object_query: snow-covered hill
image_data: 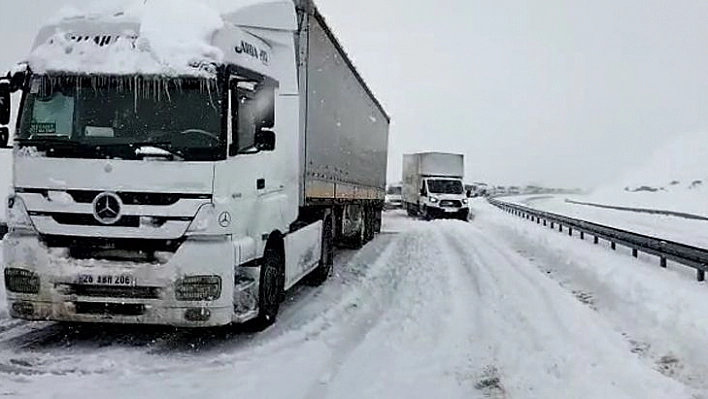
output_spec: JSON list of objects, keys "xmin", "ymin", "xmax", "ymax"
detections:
[{"xmin": 586, "ymin": 132, "xmax": 708, "ymax": 216}]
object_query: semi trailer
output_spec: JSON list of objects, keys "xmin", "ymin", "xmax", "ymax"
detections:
[
  {"xmin": 402, "ymin": 152, "xmax": 468, "ymax": 220},
  {"xmin": 0, "ymin": 0, "xmax": 389, "ymax": 330}
]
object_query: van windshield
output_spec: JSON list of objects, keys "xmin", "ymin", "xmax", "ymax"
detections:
[
  {"xmin": 17, "ymin": 74, "xmax": 224, "ymax": 161},
  {"xmin": 427, "ymin": 179, "xmax": 464, "ymax": 194}
]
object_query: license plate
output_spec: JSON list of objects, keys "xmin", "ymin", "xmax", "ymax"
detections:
[
  {"xmin": 444, "ymin": 208, "xmax": 458, "ymax": 212},
  {"xmin": 77, "ymin": 274, "xmax": 135, "ymax": 286}
]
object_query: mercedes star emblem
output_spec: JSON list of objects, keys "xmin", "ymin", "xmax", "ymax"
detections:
[
  {"xmin": 218, "ymin": 211, "xmax": 232, "ymax": 227},
  {"xmin": 92, "ymin": 192, "xmax": 123, "ymax": 225}
]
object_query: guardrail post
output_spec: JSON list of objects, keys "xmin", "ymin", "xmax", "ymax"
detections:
[
  {"xmin": 543, "ymin": 220, "xmax": 547, "ymax": 226},
  {"xmin": 550, "ymin": 222, "xmax": 554, "ymax": 228},
  {"xmin": 568, "ymin": 227, "xmax": 573, "ymax": 236},
  {"xmin": 660, "ymin": 257, "xmax": 667, "ymax": 268},
  {"xmin": 698, "ymin": 269, "xmax": 705, "ymax": 282},
  {"xmin": 537, "ymin": 217, "xmax": 540, "ymax": 224},
  {"xmin": 632, "ymin": 249, "xmax": 638, "ymax": 258},
  {"xmin": 594, "ymin": 236, "xmax": 599, "ymax": 244},
  {"xmin": 580, "ymin": 231, "xmax": 584, "ymax": 240},
  {"xmin": 558, "ymin": 224, "xmax": 563, "ymax": 232},
  {"xmin": 611, "ymin": 242, "xmax": 616, "ymax": 250}
]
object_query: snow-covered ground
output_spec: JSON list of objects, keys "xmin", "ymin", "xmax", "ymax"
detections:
[
  {"xmin": 583, "ymin": 132, "xmax": 708, "ymax": 217},
  {"xmin": 1, "ymin": 206, "xmax": 705, "ymax": 398},
  {"xmin": 510, "ymin": 194, "xmax": 708, "ymax": 248}
]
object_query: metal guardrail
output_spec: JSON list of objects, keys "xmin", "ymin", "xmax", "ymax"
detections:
[{"xmin": 489, "ymin": 198, "xmax": 708, "ymax": 282}]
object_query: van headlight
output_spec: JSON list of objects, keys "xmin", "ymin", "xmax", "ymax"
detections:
[
  {"xmin": 430, "ymin": 197, "xmax": 439, "ymax": 203},
  {"xmin": 462, "ymin": 198, "xmax": 468, "ymax": 205}
]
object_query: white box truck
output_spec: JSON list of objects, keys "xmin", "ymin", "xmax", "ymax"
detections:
[
  {"xmin": 0, "ymin": 0, "xmax": 389, "ymax": 330},
  {"xmin": 402, "ymin": 152, "xmax": 468, "ymax": 220}
]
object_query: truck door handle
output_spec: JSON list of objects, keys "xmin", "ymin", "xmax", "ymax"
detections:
[{"xmin": 257, "ymin": 179, "xmax": 265, "ymax": 190}]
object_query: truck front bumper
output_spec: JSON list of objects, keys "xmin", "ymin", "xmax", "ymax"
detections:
[
  {"xmin": 2, "ymin": 233, "xmax": 248, "ymax": 328},
  {"xmin": 427, "ymin": 206, "xmax": 469, "ymax": 220}
]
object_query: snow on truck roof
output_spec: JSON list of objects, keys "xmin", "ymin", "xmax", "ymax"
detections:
[{"xmin": 28, "ymin": 0, "xmax": 295, "ymax": 77}]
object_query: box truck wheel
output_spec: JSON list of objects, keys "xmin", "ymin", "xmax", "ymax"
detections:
[
  {"xmin": 406, "ymin": 204, "xmax": 416, "ymax": 217},
  {"xmin": 306, "ymin": 211, "xmax": 334, "ymax": 286},
  {"xmin": 250, "ymin": 243, "xmax": 284, "ymax": 331}
]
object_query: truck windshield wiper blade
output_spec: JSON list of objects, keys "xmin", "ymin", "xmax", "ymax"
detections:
[{"xmin": 135, "ymin": 145, "xmax": 184, "ymax": 161}]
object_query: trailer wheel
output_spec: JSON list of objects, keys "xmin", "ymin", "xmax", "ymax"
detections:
[
  {"xmin": 306, "ymin": 212, "xmax": 334, "ymax": 286},
  {"xmin": 250, "ymin": 244, "xmax": 284, "ymax": 331},
  {"xmin": 364, "ymin": 206, "xmax": 375, "ymax": 242}
]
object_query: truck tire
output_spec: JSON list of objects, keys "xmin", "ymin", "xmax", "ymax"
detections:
[
  {"xmin": 406, "ymin": 204, "xmax": 416, "ymax": 217},
  {"xmin": 250, "ymin": 244, "xmax": 284, "ymax": 331},
  {"xmin": 458, "ymin": 208, "xmax": 470, "ymax": 221},
  {"xmin": 364, "ymin": 206, "xmax": 375, "ymax": 242},
  {"xmin": 306, "ymin": 212, "xmax": 334, "ymax": 286}
]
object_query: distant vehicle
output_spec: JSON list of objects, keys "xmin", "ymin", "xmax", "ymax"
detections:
[
  {"xmin": 385, "ymin": 183, "xmax": 403, "ymax": 210},
  {"xmin": 0, "ymin": 0, "xmax": 389, "ymax": 330},
  {"xmin": 402, "ymin": 152, "xmax": 469, "ymax": 221}
]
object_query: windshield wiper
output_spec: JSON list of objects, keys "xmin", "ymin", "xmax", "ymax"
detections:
[{"xmin": 135, "ymin": 145, "xmax": 184, "ymax": 161}]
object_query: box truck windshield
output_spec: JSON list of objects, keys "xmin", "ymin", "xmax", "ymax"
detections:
[
  {"xmin": 427, "ymin": 179, "xmax": 463, "ymax": 195},
  {"xmin": 18, "ymin": 75, "xmax": 225, "ymax": 161}
]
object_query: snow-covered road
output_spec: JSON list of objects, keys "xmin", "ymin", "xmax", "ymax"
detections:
[{"xmin": 0, "ymin": 205, "xmax": 704, "ymax": 398}]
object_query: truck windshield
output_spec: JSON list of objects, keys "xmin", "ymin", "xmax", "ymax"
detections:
[
  {"xmin": 427, "ymin": 179, "xmax": 464, "ymax": 194},
  {"xmin": 387, "ymin": 186, "xmax": 402, "ymax": 195},
  {"xmin": 17, "ymin": 75, "xmax": 223, "ymax": 161}
]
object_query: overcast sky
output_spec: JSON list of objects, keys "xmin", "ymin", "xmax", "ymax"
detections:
[{"xmin": 2, "ymin": 0, "xmax": 707, "ymax": 188}]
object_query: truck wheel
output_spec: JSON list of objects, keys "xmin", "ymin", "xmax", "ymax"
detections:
[
  {"xmin": 250, "ymin": 245, "xmax": 284, "ymax": 331},
  {"xmin": 306, "ymin": 212, "xmax": 334, "ymax": 286},
  {"xmin": 406, "ymin": 204, "xmax": 416, "ymax": 217},
  {"xmin": 365, "ymin": 206, "xmax": 375, "ymax": 242},
  {"xmin": 422, "ymin": 207, "xmax": 432, "ymax": 221}
]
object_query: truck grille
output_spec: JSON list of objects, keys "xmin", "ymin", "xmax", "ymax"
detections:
[
  {"xmin": 18, "ymin": 188, "xmax": 210, "ymax": 206},
  {"xmin": 440, "ymin": 200, "xmax": 462, "ymax": 208},
  {"xmin": 65, "ymin": 285, "xmax": 161, "ymax": 299},
  {"xmin": 43, "ymin": 235, "xmax": 183, "ymax": 253},
  {"xmin": 48, "ymin": 213, "xmax": 140, "ymax": 227},
  {"xmin": 67, "ymin": 190, "xmax": 209, "ymax": 206}
]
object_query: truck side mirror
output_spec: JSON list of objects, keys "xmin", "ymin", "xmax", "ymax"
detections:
[
  {"xmin": 254, "ymin": 128, "xmax": 275, "ymax": 151},
  {"xmin": 0, "ymin": 80, "xmax": 10, "ymax": 126}
]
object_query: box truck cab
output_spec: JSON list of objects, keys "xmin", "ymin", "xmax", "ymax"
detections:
[
  {"xmin": 402, "ymin": 152, "xmax": 468, "ymax": 221},
  {"xmin": 0, "ymin": 0, "xmax": 389, "ymax": 330}
]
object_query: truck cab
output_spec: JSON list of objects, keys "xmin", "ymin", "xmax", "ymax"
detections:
[
  {"xmin": 418, "ymin": 177, "xmax": 468, "ymax": 220},
  {"xmin": 402, "ymin": 152, "xmax": 469, "ymax": 221},
  {"xmin": 0, "ymin": 0, "xmax": 391, "ymax": 330}
]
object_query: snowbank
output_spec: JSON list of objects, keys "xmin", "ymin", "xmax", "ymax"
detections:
[
  {"xmin": 30, "ymin": 0, "xmax": 227, "ymax": 76},
  {"xmin": 473, "ymin": 199, "xmax": 708, "ymax": 392},
  {"xmin": 586, "ymin": 132, "xmax": 708, "ymax": 216}
]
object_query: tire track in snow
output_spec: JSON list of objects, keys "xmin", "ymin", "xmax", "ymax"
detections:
[{"xmin": 434, "ymin": 221, "xmax": 693, "ymax": 398}]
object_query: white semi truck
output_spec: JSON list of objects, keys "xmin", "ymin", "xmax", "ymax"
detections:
[
  {"xmin": 402, "ymin": 152, "xmax": 468, "ymax": 221},
  {"xmin": 0, "ymin": 0, "xmax": 389, "ymax": 330}
]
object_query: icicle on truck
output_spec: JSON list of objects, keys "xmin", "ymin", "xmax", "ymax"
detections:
[{"xmin": 0, "ymin": 0, "xmax": 390, "ymax": 329}]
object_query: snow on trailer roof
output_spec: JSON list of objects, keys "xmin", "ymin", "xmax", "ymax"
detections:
[{"xmin": 28, "ymin": 0, "xmax": 288, "ymax": 77}]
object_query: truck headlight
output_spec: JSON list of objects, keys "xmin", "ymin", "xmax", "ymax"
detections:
[
  {"xmin": 430, "ymin": 197, "xmax": 439, "ymax": 203},
  {"xmin": 7, "ymin": 195, "xmax": 33, "ymax": 230},
  {"xmin": 175, "ymin": 275, "xmax": 222, "ymax": 301},
  {"xmin": 4, "ymin": 268, "xmax": 40, "ymax": 294}
]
